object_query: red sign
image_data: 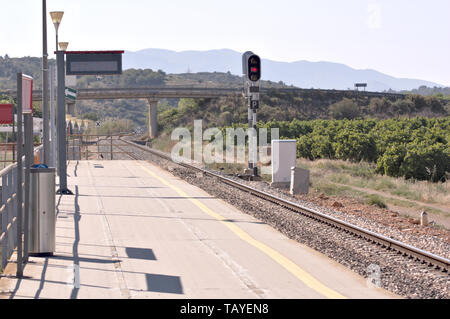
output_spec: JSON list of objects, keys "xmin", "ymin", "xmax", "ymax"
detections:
[
  {"xmin": 0, "ymin": 104, "xmax": 13, "ymax": 124},
  {"xmin": 21, "ymin": 74, "xmax": 33, "ymax": 114}
]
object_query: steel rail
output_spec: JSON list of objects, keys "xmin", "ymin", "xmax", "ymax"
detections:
[{"xmin": 117, "ymin": 138, "xmax": 450, "ymax": 272}]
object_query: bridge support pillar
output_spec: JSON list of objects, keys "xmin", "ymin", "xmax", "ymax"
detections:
[
  {"xmin": 67, "ymin": 102, "xmax": 76, "ymax": 116},
  {"xmin": 147, "ymin": 99, "xmax": 158, "ymax": 139}
]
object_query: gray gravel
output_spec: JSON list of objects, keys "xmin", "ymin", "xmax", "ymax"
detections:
[
  {"xmin": 111, "ymin": 138, "xmax": 450, "ymax": 299},
  {"xmin": 209, "ymin": 171, "xmax": 450, "ymax": 260}
]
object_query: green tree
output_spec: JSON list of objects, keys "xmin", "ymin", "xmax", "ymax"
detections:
[
  {"xmin": 399, "ymin": 143, "xmax": 449, "ymax": 182},
  {"xmin": 368, "ymin": 97, "xmax": 392, "ymax": 114},
  {"xmin": 311, "ymin": 135, "xmax": 334, "ymax": 159},
  {"xmin": 296, "ymin": 135, "xmax": 313, "ymax": 160},
  {"xmin": 82, "ymin": 112, "xmax": 99, "ymax": 122},
  {"xmin": 329, "ymin": 98, "xmax": 360, "ymax": 119},
  {"xmin": 391, "ymin": 99, "xmax": 414, "ymax": 115},
  {"xmin": 376, "ymin": 144, "xmax": 407, "ymax": 177},
  {"xmin": 334, "ymin": 131, "xmax": 377, "ymax": 162}
]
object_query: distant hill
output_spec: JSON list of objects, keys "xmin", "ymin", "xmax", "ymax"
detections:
[
  {"xmin": 1, "ymin": 55, "xmax": 448, "ymax": 130},
  {"xmin": 124, "ymin": 48, "xmax": 443, "ymax": 92},
  {"xmin": 0, "ymin": 55, "xmax": 286, "ymax": 90},
  {"xmin": 0, "ymin": 52, "xmax": 444, "ymax": 92},
  {"xmin": 0, "ymin": 56, "xmax": 46, "ymax": 89}
]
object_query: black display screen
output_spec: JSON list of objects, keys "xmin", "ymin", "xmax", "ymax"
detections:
[{"xmin": 66, "ymin": 53, "xmax": 123, "ymax": 75}]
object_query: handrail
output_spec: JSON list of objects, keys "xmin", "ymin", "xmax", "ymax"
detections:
[
  {"xmin": 0, "ymin": 163, "xmax": 17, "ymax": 177},
  {"xmin": 0, "ymin": 144, "xmax": 44, "ymax": 272},
  {"xmin": 0, "ymin": 145, "xmax": 43, "ymax": 177}
]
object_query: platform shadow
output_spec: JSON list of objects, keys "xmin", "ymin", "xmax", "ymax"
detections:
[
  {"xmin": 145, "ymin": 273, "xmax": 183, "ymax": 295},
  {"xmin": 125, "ymin": 247, "xmax": 156, "ymax": 261}
]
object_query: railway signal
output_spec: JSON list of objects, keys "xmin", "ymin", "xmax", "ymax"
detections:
[
  {"xmin": 242, "ymin": 51, "xmax": 261, "ymax": 82},
  {"xmin": 242, "ymin": 51, "xmax": 262, "ymax": 177}
]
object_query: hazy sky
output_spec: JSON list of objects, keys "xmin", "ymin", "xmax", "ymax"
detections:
[{"xmin": 1, "ymin": 0, "xmax": 449, "ymax": 85}]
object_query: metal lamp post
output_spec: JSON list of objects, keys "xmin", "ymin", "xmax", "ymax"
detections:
[
  {"xmin": 42, "ymin": 0, "xmax": 50, "ymax": 165},
  {"xmin": 50, "ymin": 11, "xmax": 72, "ymax": 195},
  {"xmin": 55, "ymin": 48, "xmax": 72, "ymax": 195},
  {"xmin": 49, "ymin": 11, "xmax": 64, "ymax": 170},
  {"xmin": 49, "ymin": 11, "xmax": 64, "ymax": 53},
  {"xmin": 59, "ymin": 42, "xmax": 69, "ymax": 51}
]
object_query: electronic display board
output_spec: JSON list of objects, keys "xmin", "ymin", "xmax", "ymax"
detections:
[{"xmin": 65, "ymin": 51, "xmax": 124, "ymax": 75}]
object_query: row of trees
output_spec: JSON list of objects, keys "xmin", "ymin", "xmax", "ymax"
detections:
[
  {"xmin": 159, "ymin": 93, "xmax": 449, "ymax": 134},
  {"xmin": 0, "ymin": 56, "xmax": 45, "ymax": 89},
  {"xmin": 258, "ymin": 117, "xmax": 449, "ymax": 182},
  {"xmin": 76, "ymin": 68, "xmax": 166, "ymax": 88},
  {"xmin": 406, "ymin": 85, "xmax": 450, "ymax": 98},
  {"xmin": 328, "ymin": 95, "xmax": 448, "ymax": 120}
]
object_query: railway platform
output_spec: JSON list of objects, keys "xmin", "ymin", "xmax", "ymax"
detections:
[{"xmin": 0, "ymin": 160, "xmax": 398, "ymax": 299}]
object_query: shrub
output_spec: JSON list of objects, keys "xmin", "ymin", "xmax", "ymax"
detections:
[
  {"xmin": 334, "ymin": 131, "xmax": 377, "ymax": 162},
  {"xmin": 366, "ymin": 195, "xmax": 387, "ymax": 208},
  {"xmin": 409, "ymin": 94, "xmax": 427, "ymax": 110},
  {"xmin": 376, "ymin": 144, "xmax": 407, "ymax": 177},
  {"xmin": 369, "ymin": 97, "xmax": 392, "ymax": 114},
  {"xmin": 399, "ymin": 143, "xmax": 449, "ymax": 182},
  {"xmin": 82, "ymin": 112, "xmax": 99, "ymax": 122},
  {"xmin": 311, "ymin": 135, "xmax": 334, "ymax": 159},
  {"xmin": 255, "ymin": 117, "xmax": 450, "ymax": 182},
  {"xmin": 329, "ymin": 98, "xmax": 360, "ymax": 119},
  {"xmin": 296, "ymin": 135, "xmax": 313, "ymax": 160},
  {"xmin": 391, "ymin": 99, "xmax": 414, "ymax": 115}
]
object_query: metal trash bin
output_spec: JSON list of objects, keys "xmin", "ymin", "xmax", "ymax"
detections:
[{"xmin": 29, "ymin": 167, "xmax": 56, "ymax": 255}]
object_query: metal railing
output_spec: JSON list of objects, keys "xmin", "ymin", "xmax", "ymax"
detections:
[
  {"xmin": 67, "ymin": 133, "xmax": 134, "ymax": 160},
  {"xmin": 0, "ymin": 145, "xmax": 43, "ymax": 272}
]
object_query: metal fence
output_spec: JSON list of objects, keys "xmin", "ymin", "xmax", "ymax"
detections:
[
  {"xmin": 68, "ymin": 133, "xmax": 133, "ymax": 160},
  {"xmin": 0, "ymin": 145, "xmax": 43, "ymax": 271}
]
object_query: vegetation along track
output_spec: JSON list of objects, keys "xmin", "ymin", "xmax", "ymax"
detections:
[{"xmin": 111, "ymin": 136, "xmax": 449, "ymax": 298}]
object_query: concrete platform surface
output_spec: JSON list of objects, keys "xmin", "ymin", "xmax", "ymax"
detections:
[{"xmin": 0, "ymin": 160, "xmax": 398, "ymax": 299}]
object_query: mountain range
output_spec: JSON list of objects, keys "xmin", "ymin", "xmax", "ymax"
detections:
[{"xmin": 123, "ymin": 48, "xmax": 442, "ymax": 92}]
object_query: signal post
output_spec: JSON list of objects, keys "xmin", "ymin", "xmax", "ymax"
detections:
[{"xmin": 242, "ymin": 51, "xmax": 261, "ymax": 177}]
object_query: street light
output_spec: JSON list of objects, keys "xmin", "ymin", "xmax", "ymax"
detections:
[
  {"xmin": 50, "ymin": 11, "xmax": 72, "ymax": 195},
  {"xmin": 59, "ymin": 42, "xmax": 69, "ymax": 51},
  {"xmin": 42, "ymin": 0, "xmax": 51, "ymax": 165},
  {"xmin": 50, "ymin": 11, "xmax": 64, "ymax": 52}
]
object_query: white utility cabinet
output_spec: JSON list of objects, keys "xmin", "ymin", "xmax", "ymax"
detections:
[{"xmin": 271, "ymin": 139, "xmax": 297, "ymax": 184}]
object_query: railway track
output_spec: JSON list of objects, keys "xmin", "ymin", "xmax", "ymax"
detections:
[{"xmin": 114, "ymin": 137, "xmax": 450, "ymax": 274}]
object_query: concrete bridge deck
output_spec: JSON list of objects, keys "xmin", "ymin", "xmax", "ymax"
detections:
[
  {"xmin": 0, "ymin": 160, "xmax": 397, "ymax": 299},
  {"xmin": 0, "ymin": 86, "xmax": 405, "ymax": 102}
]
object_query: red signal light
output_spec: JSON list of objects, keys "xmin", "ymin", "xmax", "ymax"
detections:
[{"xmin": 244, "ymin": 53, "xmax": 261, "ymax": 82}]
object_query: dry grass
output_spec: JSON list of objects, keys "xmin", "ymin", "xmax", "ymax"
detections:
[
  {"xmin": 151, "ymin": 136, "xmax": 449, "ymax": 227},
  {"xmin": 297, "ymin": 158, "xmax": 450, "ymax": 206},
  {"xmin": 151, "ymin": 135, "xmax": 449, "ymax": 216},
  {"xmin": 151, "ymin": 133, "xmax": 178, "ymax": 153}
]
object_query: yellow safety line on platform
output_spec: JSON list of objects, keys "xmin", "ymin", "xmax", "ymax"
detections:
[{"xmin": 137, "ymin": 161, "xmax": 347, "ymax": 299}]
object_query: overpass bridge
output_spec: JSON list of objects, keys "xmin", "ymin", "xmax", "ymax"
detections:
[
  {"xmin": 62, "ymin": 87, "xmax": 242, "ymax": 138},
  {"xmin": 1, "ymin": 86, "xmax": 405, "ymax": 138},
  {"xmin": 24, "ymin": 86, "xmax": 404, "ymax": 101}
]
